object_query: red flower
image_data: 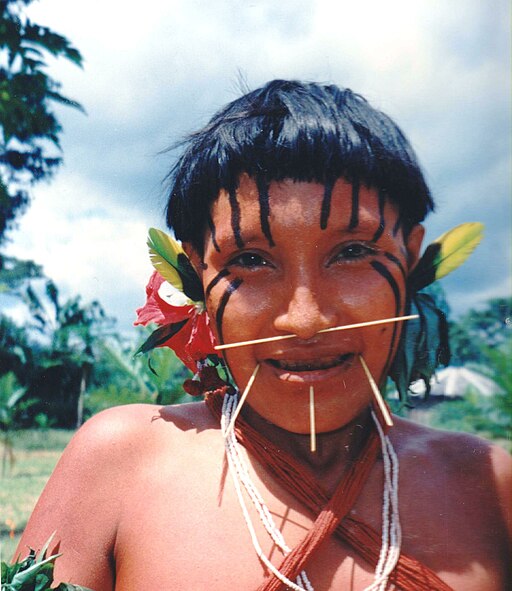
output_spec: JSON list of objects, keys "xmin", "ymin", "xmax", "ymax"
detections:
[{"xmin": 135, "ymin": 271, "xmax": 217, "ymax": 372}]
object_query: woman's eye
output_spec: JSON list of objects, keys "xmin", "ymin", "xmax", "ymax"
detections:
[
  {"xmin": 332, "ymin": 243, "xmax": 376, "ymax": 263},
  {"xmin": 229, "ymin": 252, "xmax": 271, "ymax": 268}
]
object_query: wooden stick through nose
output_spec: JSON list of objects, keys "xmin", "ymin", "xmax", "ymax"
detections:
[
  {"xmin": 213, "ymin": 314, "xmax": 418, "ymax": 351},
  {"xmin": 358, "ymin": 355, "xmax": 394, "ymax": 428},
  {"xmin": 224, "ymin": 363, "xmax": 260, "ymax": 439},
  {"xmin": 309, "ymin": 386, "xmax": 316, "ymax": 453}
]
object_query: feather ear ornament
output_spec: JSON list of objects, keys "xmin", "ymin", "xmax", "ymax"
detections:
[
  {"xmin": 134, "ymin": 228, "xmax": 222, "ymax": 389},
  {"xmin": 389, "ymin": 222, "xmax": 484, "ymax": 400}
]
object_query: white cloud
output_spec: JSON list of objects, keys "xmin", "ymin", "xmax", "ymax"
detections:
[{"xmin": 5, "ymin": 171, "xmax": 155, "ymax": 330}]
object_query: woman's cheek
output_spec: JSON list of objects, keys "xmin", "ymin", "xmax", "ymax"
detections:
[{"xmin": 204, "ymin": 280, "xmax": 267, "ymax": 346}]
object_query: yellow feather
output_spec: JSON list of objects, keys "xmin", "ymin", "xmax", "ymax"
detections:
[
  {"xmin": 433, "ymin": 222, "xmax": 484, "ymax": 281},
  {"xmin": 147, "ymin": 228, "xmax": 184, "ymax": 291}
]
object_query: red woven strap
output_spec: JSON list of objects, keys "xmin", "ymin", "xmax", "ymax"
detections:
[{"xmin": 206, "ymin": 393, "xmax": 453, "ymax": 591}]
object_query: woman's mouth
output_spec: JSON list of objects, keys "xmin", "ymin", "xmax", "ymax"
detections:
[{"xmin": 265, "ymin": 353, "xmax": 354, "ymax": 382}]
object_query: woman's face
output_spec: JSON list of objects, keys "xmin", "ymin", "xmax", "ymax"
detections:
[{"xmin": 191, "ymin": 175, "xmax": 423, "ymax": 433}]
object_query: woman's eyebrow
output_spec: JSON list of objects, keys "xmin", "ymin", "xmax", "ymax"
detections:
[{"xmin": 213, "ymin": 229, "xmax": 272, "ymax": 251}]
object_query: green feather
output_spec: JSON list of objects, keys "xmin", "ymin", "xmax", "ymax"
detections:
[
  {"xmin": 409, "ymin": 222, "xmax": 484, "ymax": 292},
  {"xmin": 147, "ymin": 228, "xmax": 203, "ymax": 303},
  {"xmin": 389, "ymin": 292, "xmax": 450, "ymax": 400}
]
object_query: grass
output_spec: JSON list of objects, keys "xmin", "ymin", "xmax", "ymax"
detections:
[{"xmin": 0, "ymin": 429, "xmax": 74, "ymax": 562}]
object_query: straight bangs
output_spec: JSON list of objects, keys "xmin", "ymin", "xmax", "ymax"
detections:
[{"xmin": 166, "ymin": 80, "xmax": 433, "ymax": 250}]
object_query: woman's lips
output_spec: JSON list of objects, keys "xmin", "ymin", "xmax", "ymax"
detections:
[{"xmin": 264, "ymin": 353, "xmax": 354, "ymax": 382}]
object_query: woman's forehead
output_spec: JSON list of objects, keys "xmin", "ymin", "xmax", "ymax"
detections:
[{"xmin": 209, "ymin": 175, "xmax": 400, "ymax": 241}]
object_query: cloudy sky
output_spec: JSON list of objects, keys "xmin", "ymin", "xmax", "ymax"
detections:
[{"xmin": 5, "ymin": 0, "xmax": 511, "ymax": 334}]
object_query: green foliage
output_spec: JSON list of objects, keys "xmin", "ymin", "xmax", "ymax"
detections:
[
  {"xmin": 85, "ymin": 339, "xmax": 197, "ymax": 417},
  {"xmin": 0, "ymin": 371, "xmax": 28, "ymax": 474},
  {"xmin": 10, "ymin": 427, "xmax": 73, "ymax": 451},
  {"xmin": 0, "ymin": 0, "xmax": 83, "ymax": 242},
  {"xmin": 83, "ymin": 384, "xmax": 153, "ymax": 418},
  {"xmin": 425, "ymin": 389, "xmax": 511, "ymax": 446},
  {"xmin": 142, "ymin": 345, "xmax": 194, "ymax": 405},
  {"xmin": 1, "ymin": 533, "xmax": 93, "ymax": 590},
  {"xmin": 0, "ymin": 255, "xmax": 43, "ymax": 293},
  {"xmin": 1, "ymin": 276, "xmax": 116, "ymax": 428},
  {"xmin": 450, "ymin": 297, "xmax": 511, "ymax": 365}
]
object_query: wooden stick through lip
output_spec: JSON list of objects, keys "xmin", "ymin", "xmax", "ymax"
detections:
[
  {"xmin": 309, "ymin": 386, "xmax": 316, "ymax": 453},
  {"xmin": 214, "ymin": 314, "xmax": 419, "ymax": 351},
  {"xmin": 358, "ymin": 355, "xmax": 394, "ymax": 428},
  {"xmin": 224, "ymin": 363, "xmax": 260, "ymax": 439}
]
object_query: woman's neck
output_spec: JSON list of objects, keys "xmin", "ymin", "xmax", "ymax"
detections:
[{"xmin": 240, "ymin": 403, "xmax": 374, "ymax": 494}]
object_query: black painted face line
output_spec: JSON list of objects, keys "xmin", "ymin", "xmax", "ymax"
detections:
[
  {"xmin": 383, "ymin": 252, "xmax": 406, "ymax": 282},
  {"xmin": 348, "ymin": 180, "xmax": 360, "ymax": 230},
  {"xmin": 228, "ymin": 187, "xmax": 244, "ymax": 249},
  {"xmin": 207, "ymin": 214, "xmax": 221, "ymax": 252},
  {"xmin": 370, "ymin": 260, "xmax": 402, "ymax": 376},
  {"xmin": 372, "ymin": 189, "xmax": 386, "ymax": 242},
  {"xmin": 215, "ymin": 277, "xmax": 243, "ymax": 345},
  {"xmin": 205, "ymin": 269, "xmax": 231, "ymax": 300},
  {"xmin": 255, "ymin": 176, "xmax": 275, "ymax": 247},
  {"xmin": 320, "ymin": 178, "xmax": 335, "ymax": 230}
]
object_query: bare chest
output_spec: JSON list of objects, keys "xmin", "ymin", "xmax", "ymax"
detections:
[
  {"xmin": 113, "ymin": 439, "xmax": 383, "ymax": 590},
  {"xmin": 112, "ymin": 438, "xmax": 508, "ymax": 591}
]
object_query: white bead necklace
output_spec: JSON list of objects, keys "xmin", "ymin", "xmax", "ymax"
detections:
[{"xmin": 221, "ymin": 392, "xmax": 401, "ymax": 591}]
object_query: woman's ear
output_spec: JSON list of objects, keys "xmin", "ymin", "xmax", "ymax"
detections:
[
  {"xmin": 405, "ymin": 224, "xmax": 425, "ymax": 272},
  {"xmin": 183, "ymin": 242, "xmax": 205, "ymax": 278}
]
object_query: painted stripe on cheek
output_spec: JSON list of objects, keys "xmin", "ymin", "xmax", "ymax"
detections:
[
  {"xmin": 215, "ymin": 278, "xmax": 243, "ymax": 345},
  {"xmin": 384, "ymin": 252, "xmax": 406, "ymax": 281},
  {"xmin": 256, "ymin": 176, "xmax": 275, "ymax": 247},
  {"xmin": 370, "ymin": 260, "xmax": 402, "ymax": 374},
  {"xmin": 205, "ymin": 269, "xmax": 231, "ymax": 299},
  {"xmin": 229, "ymin": 188, "xmax": 244, "ymax": 248}
]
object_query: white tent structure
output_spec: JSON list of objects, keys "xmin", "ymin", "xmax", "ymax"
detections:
[{"xmin": 407, "ymin": 366, "xmax": 503, "ymax": 400}]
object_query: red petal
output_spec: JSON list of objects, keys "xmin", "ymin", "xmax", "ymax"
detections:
[
  {"xmin": 185, "ymin": 312, "xmax": 218, "ymax": 361},
  {"xmin": 134, "ymin": 271, "xmax": 194, "ymax": 326}
]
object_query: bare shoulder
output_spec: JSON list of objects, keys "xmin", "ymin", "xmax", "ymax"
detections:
[
  {"xmin": 393, "ymin": 415, "xmax": 511, "ymax": 476},
  {"xmin": 15, "ymin": 401, "xmax": 218, "ymax": 588},
  {"xmin": 68, "ymin": 400, "xmax": 218, "ymax": 456},
  {"xmin": 393, "ymin": 417, "xmax": 512, "ymax": 537},
  {"xmin": 38, "ymin": 401, "xmax": 221, "ymax": 493}
]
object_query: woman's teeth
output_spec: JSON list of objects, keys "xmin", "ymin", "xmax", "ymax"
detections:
[{"xmin": 268, "ymin": 354, "xmax": 353, "ymax": 372}]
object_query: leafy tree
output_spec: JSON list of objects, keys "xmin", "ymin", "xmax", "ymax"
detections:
[
  {"xmin": 0, "ymin": 254, "xmax": 43, "ymax": 291},
  {"xmin": 0, "ymin": 0, "xmax": 83, "ymax": 243},
  {"xmin": 18, "ymin": 279, "xmax": 115, "ymax": 426},
  {"xmin": 450, "ymin": 298, "xmax": 511, "ymax": 365}
]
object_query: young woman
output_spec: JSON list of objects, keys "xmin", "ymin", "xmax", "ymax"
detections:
[{"xmin": 16, "ymin": 80, "xmax": 511, "ymax": 591}]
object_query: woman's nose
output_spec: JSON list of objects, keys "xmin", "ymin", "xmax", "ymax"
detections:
[{"xmin": 273, "ymin": 284, "xmax": 338, "ymax": 341}]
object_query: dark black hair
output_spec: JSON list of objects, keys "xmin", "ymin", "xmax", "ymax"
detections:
[{"xmin": 166, "ymin": 79, "xmax": 434, "ymax": 252}]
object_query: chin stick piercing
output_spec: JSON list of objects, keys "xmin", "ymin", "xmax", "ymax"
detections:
[
  {"xmin": 358, "ymin": 355, "xmax": 394, "ymax": 428},
  {"xmin": 214, "ymin": 314, "xmax": 419, "ymax": 351},
  {"xmin": 309, "ymin": 386, "xmax": 316, "ymax": 453},
  {"xmin": 224, "ymin": 363, "xmax": 260, "ymax": 439}
]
